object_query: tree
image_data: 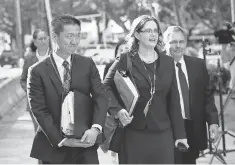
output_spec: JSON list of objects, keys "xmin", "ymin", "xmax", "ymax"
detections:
[
  {"xmin": 0, "ymin": 0, "xmax": 17, "ymax": 39},
  {"xmin": 0, "ymin": 0, "xmax": 46, "ymax": 43},
  {"xmin": 158, "ymin": 0, "xmax": 231, "ymax": 36},
  {"xmin": 0, "ymin": 0, "xmax": 232, "ymax": 46},
  {"xmin": 88, "ymin": 0, "xmax": 169, "ymax": 33}
]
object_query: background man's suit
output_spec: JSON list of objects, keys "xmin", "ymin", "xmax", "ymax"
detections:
[
  {"xmin": 175, "ymin": 55, "xmax": 219, "ymax": 164},
  {"xmin": 27, "ymin": 53, "xmax": 107, "ymax": 163}
]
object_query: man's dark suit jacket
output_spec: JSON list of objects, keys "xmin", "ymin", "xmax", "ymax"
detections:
[
  {"xmin": 104, "ymin": 51, "xmax": 186, "ymax": 140},
  {"xmin": 183, "ymin": 55, "xmax": 219, "ymax": 150},
  {"xmin": 27, "ymin": 53, "xmax": 108, "ymax": 163}
]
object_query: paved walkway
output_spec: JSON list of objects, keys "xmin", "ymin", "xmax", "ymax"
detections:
[
  {"xmin": 0, "ymin": 98, "xmax": 235, "ymax": 164},
  {"xmin": 0, "ymin": 98, "xmax": 116, "ymax": 164}
]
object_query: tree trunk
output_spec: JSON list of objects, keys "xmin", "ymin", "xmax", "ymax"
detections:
[{"xmin": 173, "ymin": 0, "xmax": 183, "ymax": 27}]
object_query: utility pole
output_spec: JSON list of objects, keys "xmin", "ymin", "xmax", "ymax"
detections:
[
  {"xmin": 15, "ymin": 0, "xmax": 23, "ymax": 58},
  {"xmin": 44, "ymin": 0, "xmax": 53, "ymax": 50},
  {"xmin": 102, "ymin": 1, "xmax": 107, "ymax": 47},
  {"xmin": 231, "ymin": 0, "xmax": 235, "ymax": 22}
]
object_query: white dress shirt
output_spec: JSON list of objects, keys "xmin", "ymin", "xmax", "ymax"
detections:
[
  {"xmin": 174, "ymin": 56, "xmax": 190, "ymax": 119},
  {"xmin": 36, "ymin": 49, "xmax": 49, "ymax": 61},
  {"xmin": 52, "ymin": 52, "xmax": 102, "ymax": 147}
]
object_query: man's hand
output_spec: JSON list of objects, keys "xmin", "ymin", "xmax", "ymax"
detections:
[
  {"xmin": 175, "ymin": 138, "xmax": 189, "ymax": 148},
  {"xmin": 209, "ymin": 124, "xmax": 220, "ymax": 143},
  {"xmin": 62, "ymin": 138, "xmax": 93, "ymax": 148},
  {"xmin": 117, "ymin": 109, "xmax": 133, "ymax": 126},
  {"xmin": 80, "ymin": 127, "xmax": 99, "ymax": 145}
]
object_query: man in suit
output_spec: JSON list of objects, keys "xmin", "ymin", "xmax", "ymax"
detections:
[
  {"xmin": 163, "ymin": 26, "xmax": 220, "ymax": 164},
  {"xmin": 27, "ymin": 15, "xmax": 107, "ymax": 164},
  {"xmin": 20, "ymin": 29, "xmax": 49, "ymax": 132}
]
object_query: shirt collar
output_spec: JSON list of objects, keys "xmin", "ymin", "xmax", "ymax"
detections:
[
  {"xmin": 174, "ymin": 56, "xmax": 186, "ymax": 66},
  {"xmin": 36, "ymin": 49, "xmax": 49, "ymax": 60},
  {"xmin": 52, "ymin": 51, "xmax": 72, "ymax": 68}
]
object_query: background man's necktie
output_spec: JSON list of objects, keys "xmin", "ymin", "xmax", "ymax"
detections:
[
  {"xmin": 176, "ymin": 62, "xmax": 191, "ymax": 119},
  {"xmin": 62, "ymin": 61, "xmax": 71, "ymax": 97}
]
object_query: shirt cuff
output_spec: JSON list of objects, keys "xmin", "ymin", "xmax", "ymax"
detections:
[
  {"xmin": 210, "ymin": 124, "xmax": 219, "ymax": 127},
  {"xmin": 58, "ymin": 138, "xmax": 67, "ymax": 147},
  {"xmin": 92, "ymin": 124, "xmax": 102, "ymax": 132}
]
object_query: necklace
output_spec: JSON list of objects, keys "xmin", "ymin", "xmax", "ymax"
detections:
[
  {"xmin": 140, "ymin": 58, "xmax": 157, "ymax": 116},
  {"xmin": 138, "ymin": 51, "xmax": 157, "ymax": 63}
]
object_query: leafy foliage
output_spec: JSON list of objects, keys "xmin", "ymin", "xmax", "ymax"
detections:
[{"xmin": 0, "ymin": 0, "xmax": 232, "ymax": 41}]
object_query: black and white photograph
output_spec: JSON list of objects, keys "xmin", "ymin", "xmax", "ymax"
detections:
[{"xmin": 0, "ymin": 0, "xmax": 235, "ymax": 164}]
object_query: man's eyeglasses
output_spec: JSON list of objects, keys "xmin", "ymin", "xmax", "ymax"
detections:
[
  {"xmin": 139, "ymin": 28, "xmax": 158, "ymax": 34},
  {"xmin": 169, "ymin": 40, "xmax": 186, "ymax": 46},
  {"xmin": 67, "ymin": 34, "xmax": 81, "ymax": 40}
]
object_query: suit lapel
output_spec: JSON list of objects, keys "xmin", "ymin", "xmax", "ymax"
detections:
[
  {"xmin": 131, "ymin": 54, "xmax": 151, "ymax": 86},
  {"xmin": 46, "ymin": 53, "xmax": 63, "ymax": 97},
  {"xmin": 184, "ymin": 55, "xmax": 194, "ymax": 105},
  {"xmin": 70, "ymin": 54, "xmax": 77, "ymax": 87},
  {"xmin": 184, "ymin": 55, "xmax": 194, "ymax": 89},
  {"xmin": 154, "ymin": 53, "xmax": 168, "ymax": 89}
]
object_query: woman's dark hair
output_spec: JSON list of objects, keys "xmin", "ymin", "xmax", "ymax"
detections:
[
  {"xmin": 114, "ymin": 40, "xmax": 126, "ymax": 57},
  {"xmin": 31, "ymin": 28, "xmax": 48, "ymax": 52},
  {"xmin": 125, "ymin": 15, "xmax": 164, "ymax": 55},
  {"xmin": 32, "ymin": 29, "xmax": 47, "ymax": 40},
  {"xmin": 29, "ymin": 40, "xmax": 37, "ymax": 52}
]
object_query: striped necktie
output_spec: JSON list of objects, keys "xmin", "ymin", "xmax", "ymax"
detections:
[{"xmin": 62, "ymin": 60, "xmax": 71, "ymax": 97}]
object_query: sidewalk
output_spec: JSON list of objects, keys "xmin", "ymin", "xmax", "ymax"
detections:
[
  {"xmin": 0, "ymin": 98, "xmax": 116, "ymax": 164},
  {"xmin": 0, "ymin": 98, "xmax": 235, "ymax": 164},
  {"xmin": 197, "ymin": 133, "xmax": 235, "ymax": 164}
]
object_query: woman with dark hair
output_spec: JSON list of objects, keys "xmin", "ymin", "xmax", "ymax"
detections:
[
  {"xmin": 100, "ymin": 40, "xmax": 128, "ymax": 162},
  {"xmin": 104, "ymin": 15, "xmax": 187, "ymax": 164},
  {"xmin": 103, "ymin": 40, "xmax": 128, "ymax": 79},
  {"xmin": 20, "ymin": 29, "xmax": 49, "ymax": 132},
  {"xmin": 29, "ymin": 40, "xmax": 37, "ymax": 53}
]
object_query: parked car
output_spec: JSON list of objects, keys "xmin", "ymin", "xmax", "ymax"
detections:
[{"xmin": 0, "ymin": 50, "xmax": 19, "ymax": 67}]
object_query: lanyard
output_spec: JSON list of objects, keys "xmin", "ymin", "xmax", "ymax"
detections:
[{"xmin": 140, "ymin": 59, "xmax": 157, "ymax": 116}]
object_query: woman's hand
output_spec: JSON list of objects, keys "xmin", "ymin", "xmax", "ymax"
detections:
[{"xmin": 117, "ymin": 109, "xmax": 133, "ymax": 126}]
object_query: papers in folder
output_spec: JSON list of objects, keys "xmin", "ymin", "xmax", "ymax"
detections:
[
  {"xmin": 61, "ymin": 91, "xmax": 75, "ymax": 136},
  {"xmin": 114, "ymin": 71, "xmax": 139, "ymax": 115}
]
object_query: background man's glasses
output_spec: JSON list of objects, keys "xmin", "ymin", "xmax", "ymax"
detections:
[{"xmin": 169, "ymin": 40, "xmax": 186, "ymax": 46}]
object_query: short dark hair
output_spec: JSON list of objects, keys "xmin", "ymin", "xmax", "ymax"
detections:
[{"xmin": 51, "ymin": 15, "xmax": 81, "ymax": 35}]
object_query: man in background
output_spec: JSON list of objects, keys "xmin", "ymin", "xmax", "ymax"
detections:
[{"xmin": 163, "ymin": 26, "xmax": 219, "ymax": 164}]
